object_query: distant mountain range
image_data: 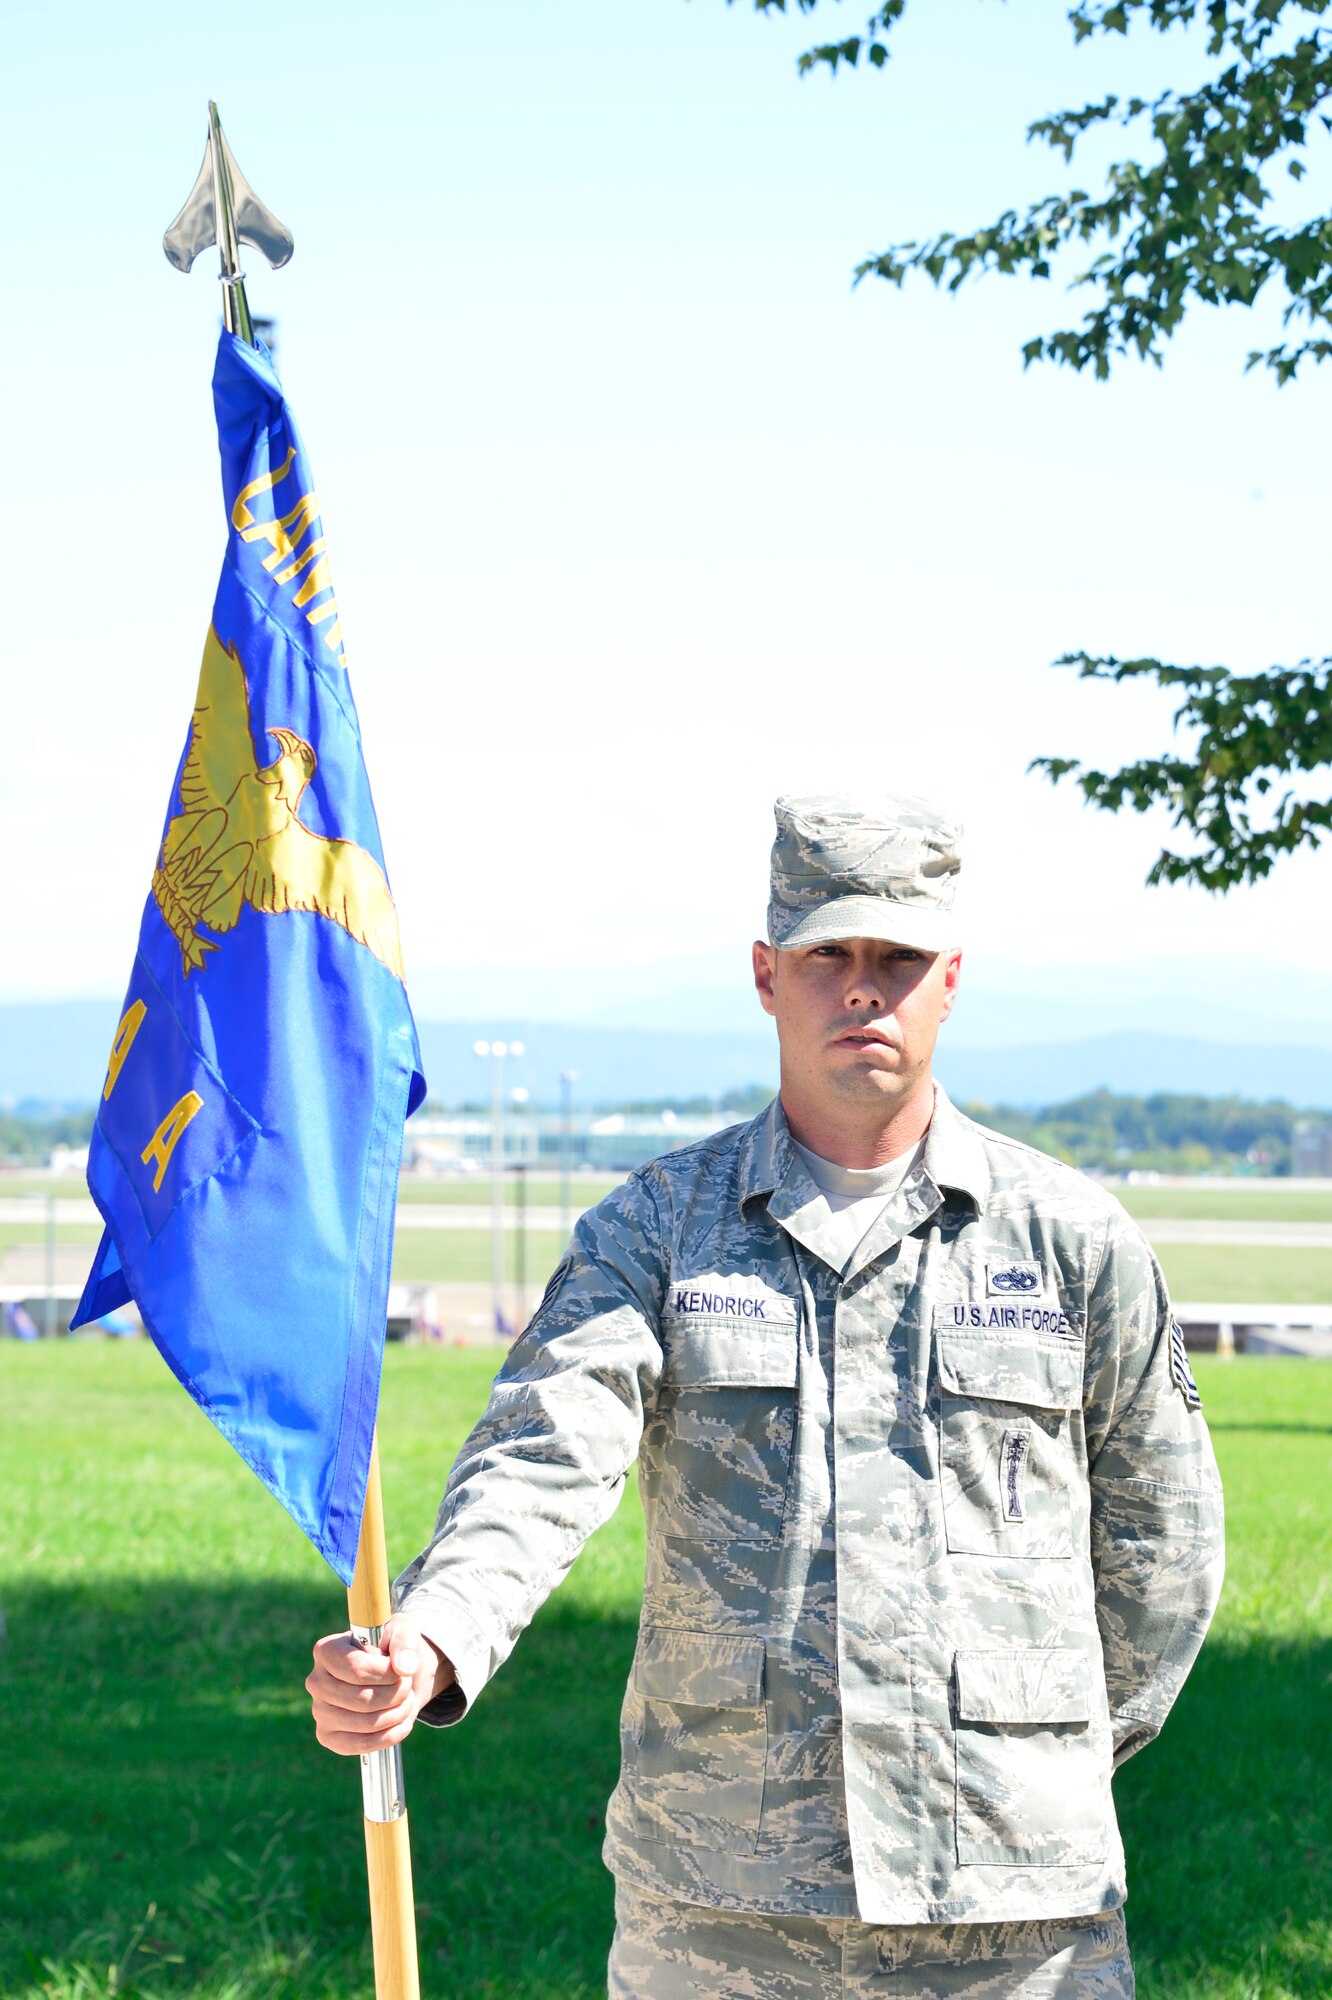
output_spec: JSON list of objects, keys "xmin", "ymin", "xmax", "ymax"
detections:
[
  {"xmin": 401, "ymin": 953, "xmax": 1332, "ymax": 1050},
  {"xmin": 935, "ymin": 1034, "xmax": 1332, "ymax": 1110},
  {"xmin": 4, "ymin": 996, "xmax": 1332, "ymax": 1112}
]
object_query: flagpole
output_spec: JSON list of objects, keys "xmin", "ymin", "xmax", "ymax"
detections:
[
  {"xmin": 161, "ymin": 103, "xmax": 420, "ymax": 2000},
  {"xmin": 348, "ymin": 1430, "xmax": 423, "ymax": 2000}
]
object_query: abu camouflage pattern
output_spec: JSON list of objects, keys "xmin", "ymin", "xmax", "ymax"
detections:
[
  {"xmin": 608, "ymin": 1882, "xmax": 1136, "ymax": 1998},
  {"xmin": 766, "ymin": 794, "xmax": 963, "ymax": 952},
  {"xmin": 396, "ymin": 1090, "xmax": 1224, "ymax": 1926}
]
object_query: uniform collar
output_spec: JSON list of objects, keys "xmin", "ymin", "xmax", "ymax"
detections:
[
  {"xmin": 738, "ymin": 1084, "xmax": 990, "ymax": 1217},
  {"xmin": 736, "ymin": 1096, "xmax": 797, "ymax": 1211},
  {"xmin": 922, "ymin": 1085, "xmax": 991, "ymax": 1210}
]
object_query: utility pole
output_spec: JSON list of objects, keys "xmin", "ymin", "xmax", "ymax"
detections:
[
  {"xmin": 473, "ymin": 1039, "xmax": 523, "ymax": 1337},
  {"xmin": 513, "ymin": 1156, "xmax": 527, "ymax": 1335},
  {"xmin": 44, "ymin": 1191, "xmax": 57, "ymax": 1339},
  {"xmin": 510, "ymin": 1085, "xmax": 530, "ymax": 1333}
]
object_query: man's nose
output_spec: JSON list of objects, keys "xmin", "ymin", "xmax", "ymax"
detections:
[{"xmin": 844, "ymin": 969, "xmax": 886, "ymax": 1011}]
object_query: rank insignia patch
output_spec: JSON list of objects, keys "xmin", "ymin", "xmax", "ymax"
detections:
[{"xmin": 1169, "ymin": 1321, "xmax": 1202, "ymax": 1409}]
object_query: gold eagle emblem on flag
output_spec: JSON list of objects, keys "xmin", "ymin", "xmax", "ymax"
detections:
[{"xmin": 151, "ymin": 627, "xmax": 404, "ymax": 979}]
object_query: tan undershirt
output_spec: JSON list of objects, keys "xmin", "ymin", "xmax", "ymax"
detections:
[{"xmin": 790, "ymin": 1134, "xmax": 928, "ymax": 1273}]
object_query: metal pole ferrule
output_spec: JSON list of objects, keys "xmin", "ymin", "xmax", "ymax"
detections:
[{"xmin": 352, "ymin": 1622, "xmax": 408, "ymax": 1824}]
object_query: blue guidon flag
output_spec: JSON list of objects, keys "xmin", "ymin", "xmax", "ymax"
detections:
[{"xmin": 73, "ymin": 330, "xmax": 425, "ymax": 1583}]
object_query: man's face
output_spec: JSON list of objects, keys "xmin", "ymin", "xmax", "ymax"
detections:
[{"xmin": 752, "ymin": 935, "xmax": 961, "ymax": 1112}]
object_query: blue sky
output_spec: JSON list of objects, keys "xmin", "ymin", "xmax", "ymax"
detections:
[{"xmin": 3, "ymin": 0, "xmax": 1329, "ymax": 1033}]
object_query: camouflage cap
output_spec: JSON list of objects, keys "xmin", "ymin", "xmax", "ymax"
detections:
[{"xmin": 767, "ymin": 793, "xmax": 963, "ymax": 952}]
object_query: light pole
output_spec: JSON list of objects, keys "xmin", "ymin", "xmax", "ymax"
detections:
[
  {"xmin": 559, "ymin": 1069, "xmax": 579, "ymax": 1247},
  {"xmin": 511, "ymin": 1086, "xmax": 529, "ymax": 1334},
  {"xmin": 473, "ymin": 1039, "xmax": 524, "ymax": 1337},
  {"xmin": 44, "ymin": 1191, "xmax": 57, "ymax": 1339}
]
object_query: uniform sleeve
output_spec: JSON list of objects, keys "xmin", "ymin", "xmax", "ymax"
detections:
[
  {"xmin": 1082, "ymin": 1208, "xmax": 1225, "ymax": 1765},
  {"xmin": 392, "ymin": 1168, "xmax": 667, "ymax": 1725}
]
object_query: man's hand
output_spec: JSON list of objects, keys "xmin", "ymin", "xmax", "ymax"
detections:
[{"xmin": 306, "ymin": 1615, "xmax": 455, "ymax": 1755}]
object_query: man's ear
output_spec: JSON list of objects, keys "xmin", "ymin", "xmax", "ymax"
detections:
[
  {"xmin": 938, "ymin": 948, "xmax": 962, "ymax": 1023},
  {"xmin": 752, "ymin": 940, "xmax": 778, "ymax": 1018}
]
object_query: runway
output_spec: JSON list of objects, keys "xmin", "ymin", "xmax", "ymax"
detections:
[{"xmin": 6, "ymin": 1198, "xmax": 1332, "ymax": 1249}]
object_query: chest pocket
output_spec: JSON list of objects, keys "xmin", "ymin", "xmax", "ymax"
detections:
[
  {"xmin": 936, "ymin": 1321, "xmax": 1082, "ymax": 1559},
  {"xmin": 642, "ymin": 1314, "xmax": 798, "ymax": 1544}
]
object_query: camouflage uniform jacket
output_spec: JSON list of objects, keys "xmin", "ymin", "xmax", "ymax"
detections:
[{"xmin": 395, "ymin": 1090, "xmax": 1224, "ymax": 1924}]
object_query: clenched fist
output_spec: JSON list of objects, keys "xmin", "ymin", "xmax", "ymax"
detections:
[{"xmin": 306, "ymin": 1615, "xmax": 455, "ymax": 1755}]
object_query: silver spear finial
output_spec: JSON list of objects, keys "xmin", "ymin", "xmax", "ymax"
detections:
[{"xmin": 163, "ymin": 102, "xmax": 294, "ymax": 345}]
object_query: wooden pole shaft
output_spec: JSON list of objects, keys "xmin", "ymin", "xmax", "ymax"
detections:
[
  {"xmin": 364, "ymin": 1814, "xmax": 422, "ymax": 2000},
  {"xmin": 349, "ymin": 1432, "xmax": 393, "ymax": 1627},
  {"xmin": 347, "ymin": 1431, "xmax": 422, "ymax": 2000}
]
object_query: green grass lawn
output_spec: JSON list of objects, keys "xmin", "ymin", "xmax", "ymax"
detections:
[
  {"xmin": 1117, "ymin": 1187, "xmax": 1332, "ymax": 1223},
  {"xmin": 1116, "ymin": 1360, "xmax": 1331, "ymax": 2000},
  {"xmin": 0, "ymin": 1223, "xmax": 101, "ymax": 1253},
  {"xmin": 387, "ymin": 1232, "xmax": 1332, "ymax": 1306},
  {"xmin": 7, "ymin": 1216, "xmax": 1332, "ymax": 1307},
  {"xmin": 390, "ymin": 1230, "xmax": 567, "ymax": 1286},
  {"xmin": 0, "ymin": 1178, "xmax": 88, "ymax": 1201},
  {"xmin": 1154, "ymin": 1245, "xmax": 1332, "ymax": 1303},
  {"xmin": 0, "ymin": 1221, "xmax": 567, "ymax": 1293},
  {"xmin": 1, "ymin": 1347, "xmax": 1328, "ymax": 1999}
]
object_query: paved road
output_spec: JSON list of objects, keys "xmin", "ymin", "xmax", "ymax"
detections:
[
  {"xmin": 7, "ymin": 1197, "xmax": 1332, "ymax": 1249},
  {"xmin": 1131, "ymin": 1220, "xmax": 1332, "ymax": 1248},
  {"xmin": 0, "ymin": 1199, "xmax": 99, "ymax": 1224},
  {"xmin": 395, "ymin": 1205, "xmax": 581, "ymax": 1231},
  {"xmin": 0, "ymin": 1197, "xmax": 582, "ymax": 1232}
]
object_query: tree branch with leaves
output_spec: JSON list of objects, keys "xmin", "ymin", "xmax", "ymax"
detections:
[{"xmin": 742, "ymin": 0, "xmax": 1332, "ymax": 890}]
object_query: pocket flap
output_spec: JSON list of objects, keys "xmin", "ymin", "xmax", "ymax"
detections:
[
  {"xmin": 633, "ymin": 1627, "xmax": 765, "ymax": 1707},
  {"xmin": 937, "ymin": 1326, "xmax": 1082, "ymax": 1410},
  {"xmin": 662, "ymin": 1321, "xmax": 797, "ymax": 1389},
  {"xmin": 955, "ymin": 1648, "xmax": 1091, "ymax": 1724}
]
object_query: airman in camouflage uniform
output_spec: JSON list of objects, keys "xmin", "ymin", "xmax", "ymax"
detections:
[{"xmin": 307, "ymin": 794, "xmax": 1224, "ymax": 1998}]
